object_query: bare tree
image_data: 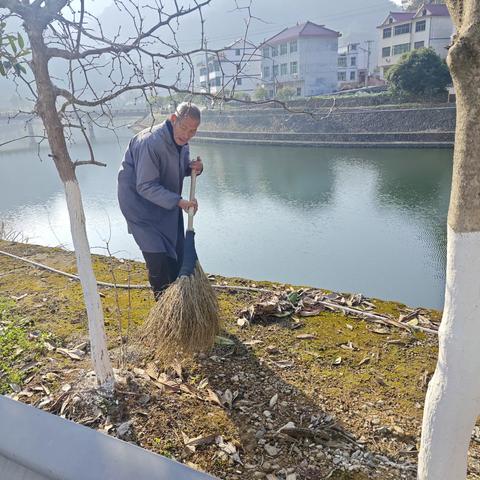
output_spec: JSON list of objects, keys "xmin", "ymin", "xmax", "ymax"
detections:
[
  {"xmin": 418, "ymin": 1, "xmax": 480, "ymax": 478},
  {"xmin": 0, "ymin": 0, "xmax": 219, "ymax": 390}
]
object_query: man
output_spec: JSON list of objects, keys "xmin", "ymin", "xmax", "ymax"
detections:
[{"xmin": 118, "ymin": 102, "xmax": 203, "ymax": 299}]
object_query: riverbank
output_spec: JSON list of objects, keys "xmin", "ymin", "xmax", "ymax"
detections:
[
  {"xmin": 134, "ymin": 103, "xmax": 455, "ymax": 148},
  {"xmin": 1, "ymin": 240, "xmax": 478, "ymax": 479}
]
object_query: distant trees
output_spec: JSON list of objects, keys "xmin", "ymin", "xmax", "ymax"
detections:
[
  {"xmin": 402, "ymin": 0, "xmax": 445, "ymax": 11},
  {"xmin": 276, "ymin": 86, "xmax": 296, "ymax": 101},
  {"xmin": 253, "ymin": 85, "xmax": 268, "ymax": 101},
  {"xmin": 386, "ymin": 48, "xmax": 451, "ymax": 97}
]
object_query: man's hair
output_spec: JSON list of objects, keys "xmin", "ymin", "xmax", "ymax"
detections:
[{"xmin": 175, "ymin": 102, "xmax": 201, "ymax": 122}]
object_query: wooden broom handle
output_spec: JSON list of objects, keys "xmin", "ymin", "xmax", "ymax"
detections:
[{"xmin": 187, "ymin": 169, "xmax": 197, "ymax": 231}]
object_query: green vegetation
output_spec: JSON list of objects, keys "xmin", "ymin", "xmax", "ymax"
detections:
[
  {"xmin": 386, "ymin": 48, "xmax": 451, "ymax": 98},
  {"xmin": 0, "ymin": 297, "xmax": 47, "ymax": 393}
]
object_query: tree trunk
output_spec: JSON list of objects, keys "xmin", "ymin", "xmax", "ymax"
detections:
[
  {"xmin": 419, "ymin": 1, "xmax": 480, "ymax": 477},
  {"xmin": 25, "ymin": 20, "xmax": 114, "ymax": 389}
]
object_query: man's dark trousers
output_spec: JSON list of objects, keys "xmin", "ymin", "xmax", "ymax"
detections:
[{"xmin": 142, "ymin": 252, "xmax": 181, "ymax": 300}]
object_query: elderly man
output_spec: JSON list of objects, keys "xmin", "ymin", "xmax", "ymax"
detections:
[{"xmin": 118, "ymin": 102, "xmax": 203, "ymax": 299}]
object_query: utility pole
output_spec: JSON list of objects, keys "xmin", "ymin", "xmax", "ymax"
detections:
[
  {"xmin": 204, "ymin": 38, "xmax": 211, "ymax": 94},
  {"xmin": 364, "ymin": 40, "xmax": 374, "ymax": 87}
]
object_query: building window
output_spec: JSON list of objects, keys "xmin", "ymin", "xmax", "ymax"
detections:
[
  {"xmin": 290, "ymin": 40, "xmax": 298, "ymax": 53},
  {"xmin": 350, "ymin": 71, "xmax": 356, "ymax": 81},
  {"xmin": 215, "ymin": 77, "xmax": 221, "ymax": 86},
  {"xmin": 213, "ymin": 61, "xmax": 220, "ymax": 72},
  {"xmin": 271, "ymin": 45, "xmax": 278, "ymax": 57},
  {"xmin": 350, "ymin": 56, "xmax": 356, "ymax": 66},
  {"xmin": 280, "ymin": 43, "xmax": 288, "ymax": 55},
  {"xmin": 237, "ymin": 78, "xmax": 242, "ymax": 85},
  {"xmin": 414, "ymin": 40, "xmax": 425, "ymax": 49},
  {"xmin": 394, "ymin": 23, "xmax": 411, "ymax": 35},
  {"xmin": 296, "ymin": 87, "xmax": 302, "ymax": 96},
  {"xmin": 262, "ymin": 47, "xmax": 270, "ymax": 58},
  {"xmin": 383, "ymin": 27, "xmax": 392, "ymax": 38},
  {"xmin": 416, "ymin": 20, "xmax": 426, "ymax": 32},
  {"xmin": 269, "ymin": 90, "xmax": 274, "ymax": 97},
  {"xmin": 338, "ymin": 71, "xmax": 346, "ymax": 81},
  {"xmin": 235, "ymin": 48, "xmax": 241, "ymax": 56},
  {"xmin": 273, "ymin": 64, "xmax": 279, "ymax": 77},
  {"xmin": 350, "ymin": 43, "xmax": 357, "ymax": 51},
  {"xmin": 290, "ymin": 61, "xmax": 298, "ymax": 74},
  {"xmin": 338, "ymin": 56, "xmax": 347, "ymax": 67},
  {"xmin": 382, "ymin": 46, "xmax": 391, "ymax": 57},
  {"xmin": 200, "ymin": 67, "xmax": 207, "ymax": 76},
  {"xmin": 392, "ymin": 43, "xmax": 411, "ymax": 55},
  {"xmin": 280, "ymin": 63, "xmax": 287, "ymax": 75},
  {"xmin": 263, "ymin": 66, "xmax": 270, "ymax": 78}
]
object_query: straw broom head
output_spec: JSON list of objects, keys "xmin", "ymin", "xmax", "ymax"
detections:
[{"xmin": 138, "ymin": 262, "xmax": 220, "ymax": 363}]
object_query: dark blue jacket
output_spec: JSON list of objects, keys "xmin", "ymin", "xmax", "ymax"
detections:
[{"xmin": 117, "ymin": 121, "xmax": 191, "ymax": 257}]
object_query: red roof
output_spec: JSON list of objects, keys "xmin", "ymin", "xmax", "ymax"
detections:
[
  {"xmin": 264, "ymin": 21, "xmax": 340, "ymax": 45},
  {"xmin": 420, "ymin": 4, "xmax": 450, "ymax": 16},
  {"xmin": 378, "ymin": 11, "xmax": 415, "ymax": 27}
]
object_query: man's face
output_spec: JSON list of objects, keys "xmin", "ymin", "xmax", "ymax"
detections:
[{"xmin": 171, "ymin": 114, "xmax": 200, "ymax": 146}]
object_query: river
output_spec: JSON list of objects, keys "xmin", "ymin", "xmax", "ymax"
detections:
[{"xmin": 0, "ymin": 132, "xmax": 452, "ymax": 309}]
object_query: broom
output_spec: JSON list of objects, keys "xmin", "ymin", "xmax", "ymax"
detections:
[{"xmin": 138, "ymin": 170, "xmax": 220, "ymax": 362}]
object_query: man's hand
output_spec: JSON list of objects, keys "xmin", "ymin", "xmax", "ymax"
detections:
[
  {"xmin": 178, "ymin": 198, "xmax": 198, "ymax": 214},
  {"xmin": 190, "ymin": 156, "xmax": 203, "ymax": 175}
]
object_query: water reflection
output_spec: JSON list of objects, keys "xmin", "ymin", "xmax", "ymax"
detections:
[{"xmin": 0, "ymin": 138, "xmax": 452, "ymax": 308}]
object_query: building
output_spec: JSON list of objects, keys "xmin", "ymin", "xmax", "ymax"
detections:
[
  {"xmin": 377, "ymin": 3, "xmax": 453, "ymax": 79},
  {"xmin": 337, "ymin": 42, "xmax": 372, "ymax": 89},
  {"xmin": 196, "ymin": 39, "xmax": 262, "ymax": 97},
  {"xmin": 260, "ymin": 21, "xmax": 341, "ymax": 98}
]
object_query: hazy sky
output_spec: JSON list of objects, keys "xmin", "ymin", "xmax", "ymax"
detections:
[{"xmin": 90, "ymin": 0, "xmax": 405, "ymax": 19}]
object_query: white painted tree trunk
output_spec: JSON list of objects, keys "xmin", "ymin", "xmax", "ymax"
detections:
[
  {"xmin": 418, "ymin": 2, "xmax": 480, "ymax": 476},
  {"xmin": 419, "ymin": 226, "xmax": 480, "ymax": 479},
  {"xmin": 64, "ymin": 180, "xmax": 114, "ymax": 389}
]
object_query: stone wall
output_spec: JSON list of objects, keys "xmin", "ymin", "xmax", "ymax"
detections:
[{"xmin": 200, "ymin": 105, "xmax": 455, "ymax": 134}]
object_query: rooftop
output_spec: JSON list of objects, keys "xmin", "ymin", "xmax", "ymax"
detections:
[{"xmin": 263, "ymin": 21, "xmax": 340, "ymax": 45}]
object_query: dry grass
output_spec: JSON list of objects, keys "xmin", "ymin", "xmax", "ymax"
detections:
[{"xmin": 138, "ymin": 263, "xmax": 220, "ymax": 362}]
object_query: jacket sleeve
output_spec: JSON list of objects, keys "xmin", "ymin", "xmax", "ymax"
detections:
[{"xmin": 135, "ymin": 139, "xmax": 181, "ymax": 210}]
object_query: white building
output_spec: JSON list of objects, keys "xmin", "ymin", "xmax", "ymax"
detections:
[
  {"xmin": 337, "ymin": 42, "xmax": 371, "ymax": 89},
  {"xmin": 260, "ymin": 21, "xmax": 341, "ymax": 98},
  {"xmin": 377, "ymin": 4, "xmax": 454, "ymax": 79},
  {"xmin": 197, "ymin": 39, "xmax": 262, "ymax": 97}
]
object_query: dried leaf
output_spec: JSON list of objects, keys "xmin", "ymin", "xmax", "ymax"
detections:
[
  {"xmin": 296, "ymin": 334, "xmax": 316, "ymax": 340},
  {"xmin": 56, "ymin": 348, "xmax": 85, "ymax": 361},
  {"xmin": 206, "ymin": 389, "xmax": 224, "ymax": 408},
  {"xmin": 223, "ymin": 389, "xmax": 234, "ymax": 409},
  {"xmin": 269, "ymin": 393, "xmax": 278, "ymax": 408},
  {"xmin": 198, "ymin": 378, "xmax": 209, "ymax": 389},
  {"xmin": 298, "ymin": 308, "xmax": 324, "ymax": 317},
  {"xmin": 145, "ymin": 363, "xmax": 159, "ymax": 380},
  {"xmin": 358, "ymin": 357, "xmax": 370, "ymax": 366},
  {"xmin": 184, "ymin": 433, "xmax": 217, "ymax": 448},
  {"xmin": 243, "ymin": 340, "xmax": 263, "ymax": 346},
  {"xmin": 370, "ymin": 327, "xmax": 390, "ymax": 335},
  {"xmin": 272, "ymin": 360, "xmax": 294, "ymax": 369},
  {"xmin": 215, "ymin": 335, "xmax": 235, "ymax": 346},
  {"xmin": 333, "ymin": 356, "xmax": 342, "ymax": 365},
  {"xmin": 237, "ymin": 318, "xmax": 250, "ymax": 328}
]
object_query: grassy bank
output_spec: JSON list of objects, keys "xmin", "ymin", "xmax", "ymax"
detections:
[{"xmin": 0, "ymin": 239, "xmax": 470, "ymax": 479}]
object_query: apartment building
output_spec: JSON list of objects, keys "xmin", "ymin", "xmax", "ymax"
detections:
[
  {"xmin": 337, "ymin": 42, "xmax": 372, "ymax": 89},
  {"xmin": 196, "ymin": 39, "xmax": 262, "ymax": 96},
  {"xmin": 377, "ymin": 3, "xmax": 453, "ymax": 79},
  {"xmin": 260, "ymin": 21, "xmax": 341, "ymax": 98}
]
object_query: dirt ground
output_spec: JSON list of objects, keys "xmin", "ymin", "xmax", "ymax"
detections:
[{"xmin": 1, "ymin": 239, "xmax": 480, "ymax": 479}]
